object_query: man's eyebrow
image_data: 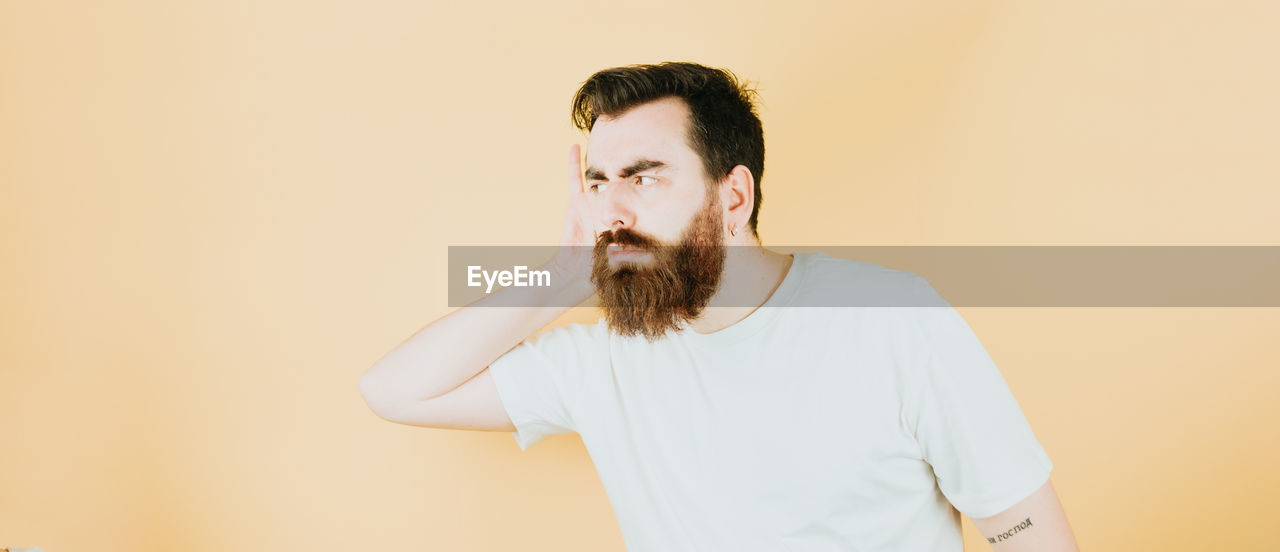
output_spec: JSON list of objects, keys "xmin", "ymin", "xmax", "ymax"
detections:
[{"xmin": 584, "ymin": 159, "xmax": 668, "ymax": 181}]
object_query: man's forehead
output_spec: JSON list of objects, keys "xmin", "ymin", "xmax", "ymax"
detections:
[
  {"xmin": 586, "ymin": 98, "xmax": 693, "ymax": 170},
  {"xmin": 585, "ymin": 138, "xmax": 674, "ymax": 171}
]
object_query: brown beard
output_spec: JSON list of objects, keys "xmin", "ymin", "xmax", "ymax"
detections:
[{"xmin": 590, "ymin": 191, "xmax": 727, "ymax": 342}]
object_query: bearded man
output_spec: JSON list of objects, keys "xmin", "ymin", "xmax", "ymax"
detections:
[{"xmin": 359, "ymin": 62, "xmax": 1079, "ymax": 552}]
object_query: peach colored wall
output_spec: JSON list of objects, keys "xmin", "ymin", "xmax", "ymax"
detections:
[{"xmin": 2, "ymin": 1, "xmax": 1277, "ymax": 550}]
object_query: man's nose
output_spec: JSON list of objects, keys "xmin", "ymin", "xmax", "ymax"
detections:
[{"xmin": 596, "ymin": 181, "xmax": 636, "ymax": 235}]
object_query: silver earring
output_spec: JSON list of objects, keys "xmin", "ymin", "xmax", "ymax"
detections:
[{"xmin": 730, "ymin": 225, "xmax": 737, "ymax": 237}]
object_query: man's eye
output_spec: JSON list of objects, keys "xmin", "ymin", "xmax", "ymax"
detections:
[
  {"xmin": 590, "ymin": 183, "xmax": 606, "ymax": 193},
  {"xmin": 636, "ymin": 175, "xmax": 657, "ymax": 186}
]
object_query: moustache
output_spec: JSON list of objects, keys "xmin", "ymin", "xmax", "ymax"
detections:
[{"xmin": 596, "ymin": 228, "xmax": 661, "ymax": 251}]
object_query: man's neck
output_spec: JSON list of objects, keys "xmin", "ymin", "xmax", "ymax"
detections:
[{"xmin": 686, "ymin": 245, "xmax": 794, "ymax": 335}]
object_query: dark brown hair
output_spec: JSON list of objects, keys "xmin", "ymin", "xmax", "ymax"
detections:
[{"xmin": 570, "ymin": 62, "xmax": 766, "ymax": 238}]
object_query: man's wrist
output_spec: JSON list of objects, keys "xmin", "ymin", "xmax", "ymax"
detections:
[{"xmin": 543, "ymin": 262, "xmax": 594, "ymax": 306}]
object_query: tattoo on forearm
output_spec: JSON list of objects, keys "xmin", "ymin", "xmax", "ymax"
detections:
[{"xmin": 986, "ymin": 517, "xmax": 1033, "ymax": 544}]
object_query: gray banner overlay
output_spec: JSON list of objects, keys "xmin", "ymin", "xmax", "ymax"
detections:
[{"xmin": 448, "ymin": 246, "xmax": 1280, "ymax": 307}]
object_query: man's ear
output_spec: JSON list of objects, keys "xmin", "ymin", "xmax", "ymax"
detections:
[{"xmin": 722, "ymin": 164, "xmax": 755, "ymax": 228}]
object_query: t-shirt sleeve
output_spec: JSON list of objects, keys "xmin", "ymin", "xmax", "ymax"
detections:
[
  {"xmin": 486, "ymin": 321, "xmax": 606, "ymax": 451},
  {"xmin": 902, "ymin": 277, "xmax": 1054, "ymax": 519}
]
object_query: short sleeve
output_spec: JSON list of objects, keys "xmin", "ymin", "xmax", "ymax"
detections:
[
  {"xmin": 902, "ymin": 279, "xmax": 1054, "ymax": 519},
  {"xmin": 487, "ymin": 320, "xmax": 607, "ymax": 451}
]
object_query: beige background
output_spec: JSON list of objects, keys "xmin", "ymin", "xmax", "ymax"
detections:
[{"xmin": 2, "ymin": 1, "xmax": 1278, "ymax": 550}]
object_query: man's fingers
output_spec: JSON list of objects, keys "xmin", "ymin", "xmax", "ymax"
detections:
[{"xmin": 567, "ymin": 143, "xmax": 583, "ymax": 195}]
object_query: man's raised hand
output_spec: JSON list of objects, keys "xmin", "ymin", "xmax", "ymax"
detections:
[{"xmin": 549, "ymin": 143, "xmax": 596, "ymax": 286}]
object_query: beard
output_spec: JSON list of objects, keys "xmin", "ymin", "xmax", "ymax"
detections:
[{"xmin": 590, "ymin": 191, "xmax": 727, "ymax": 342}]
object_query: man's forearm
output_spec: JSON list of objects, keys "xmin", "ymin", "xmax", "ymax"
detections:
[{"xmin": 358, "ymin": 262, "xmax": 592, "ymax": 409}]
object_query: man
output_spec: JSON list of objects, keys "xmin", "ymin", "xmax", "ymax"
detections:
[{"xmin": 359, "ymin": 62, "xmax": 1079, "ymax": 551}]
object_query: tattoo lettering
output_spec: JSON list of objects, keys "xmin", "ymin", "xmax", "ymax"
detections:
[{"xmin": 986, "ymin": 517, "xmax": 1033, "ymax": 544}]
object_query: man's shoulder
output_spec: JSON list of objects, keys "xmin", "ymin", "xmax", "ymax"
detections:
[
  {"xmin": 794, "ymin": 251, "xmax": 947, "ymax": 307},
  {"xmin": 801, "ymin": 250, "xmax": 922, "ymax": 282}
]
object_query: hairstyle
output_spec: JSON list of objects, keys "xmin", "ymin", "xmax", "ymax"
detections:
[{"xmin": 570, "ymin": 61, "xmax": 766, "ymax": 238}]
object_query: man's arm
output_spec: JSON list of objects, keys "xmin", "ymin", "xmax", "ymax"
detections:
[
  {"xmin": 358, "ymin": 144, "xmax": 596, "ymax": 425},
  {"xmin": 969, "ymin": 478, "xmax": 1080, "ymax": 552}
]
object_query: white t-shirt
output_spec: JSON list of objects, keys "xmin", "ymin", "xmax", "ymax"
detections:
[{"xmin": 488, "ymin": 251, "xmax": 1054, "ymax": 552}]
